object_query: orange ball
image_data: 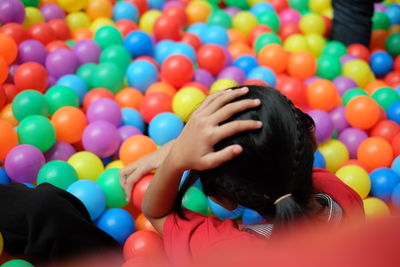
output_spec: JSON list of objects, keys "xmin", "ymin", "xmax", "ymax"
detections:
[
  {"xmin": 46, "ymin": 40, "xmax": 70, "ymax": 53},
  {"xmin": 120, "ymin": 135, "xmax": 157, "ymax": 165},
  {"xmin": 370, "ymin": 30, "xmax": 388, "ymax": 51},
  {"xmin": 115, "ymin": 88, "xmax": 144, "ymax": 110},
  {"xmin": 364, "ymin": 80, "xmax": 389, "ymax": 95},
  {"xmin": 0, "ymin": 56, "xmax": 8, "ymax": 84},
  {"xmin": 135, "ymin": 213, "xmax": 158, "ymax": 233},
  {"xmin": 0, "ymin": 33, "xmax": 17, "ymax": 65},
  {"xmin": 392, "ymin": 132, "xmax": 400, "ymax": 156},
  {"xmin": 357, "ymin": 137, "xmax": 394, "ymax": 171},
  {"xmin": 83, "ymin": 88, "xmax": 115, "ymax": 111},
  {"xmin": 123, "ymin": 230, "xmax": 165, "ymax": 261},
  {"xmin": 227, "ymin": 29, "xmax": 248, "ymax": 44},
  {"xmin": 73, "ymin": 28, "xmax": 93, "ymax": 41},
  {"xmin": 345, "ymin": 96, "xmax": 380, "ymax": 130},
  {"xmin": 370, "ymin": 120, "xmax": 400, "ymax": 143},
  {"xmin": 86, "ymin": 0, "xmax": 113, "ymax": 20},
  {"xmin": 0, "ymin": 103, "xmax": 18, "ymax": 126},
  {"xmin": 249, "ymin": 25, "xmax": 272, "ymax": 45},
  {"xmin": 146, "ymin": 82, "xmax": 176, "ymax": 98},
  {"xmin": 257, "ymin": 44, "xmax": 288, "ymax": 73},
  {"xmin": 288, "ymin": 51, "xmax": 316, "ymax": 79},
  {"xmin": 0, "ymin": 120, "xmax": 18, "ymax": 160},
  {"xmin": 51, "ymin": 106, "xmax": 87, "ymax": 144},
  {"xmin": 132, "ymin": 174, "xmax": 153, "ymax": 212},
  {"xmin": 339, "ymin": 159, "xmax": 369, "ymax": 172},
  {"xmin": 306, "ymin": 79, "xmax": 339, "ymax": 111},
  {"xmin": 228, "ymin": 42, "xmax": 254, "ymax": 60}
]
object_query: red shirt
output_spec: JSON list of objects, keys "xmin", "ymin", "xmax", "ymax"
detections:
[{"xmin": 163, "ymin": 168, "xmax": 364, "ymax": 265}]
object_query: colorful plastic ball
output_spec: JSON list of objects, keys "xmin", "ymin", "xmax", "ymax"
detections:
[
  {"xmin": 370, "ymin": 52, "xmax": 394, "ymax": 77},
  {"xmin": 0, "ymin": 120, "xmax": 18, "ymax": 161},
  {"xmin": 5, "ymin": 144, "xmax": 45, "ymax": 183},
  {"xmin": 118, "ymin": 125, "xmax": 142, "ymax": 142},
  {"xmin": 185, "ymin": 0, "xmax": 211, "ymax": 25},
  {"xmin": 91, "ymin": 63, "xmax": 124, "ymax": 94},
  {"xmin": 115, "ymin": 19, "xmax": 138, "ymax": 36},
  {"xmin": 44, "ymin": 141, "xmax": 76, "ymax": 162},
  {"xmin": 18, "ymin": 39, "xmax": 47, "ymax": 65},
  {"xmin": 392, "ymin": 182, "xmax": 400, "ymax": 210},
  {"xmin": 363, "ymin": 197, "xmax": 391, "ymax": 220},
  {"xmin": 392, "ymin": 155, "xmax": 400, "ymax": 176},
  {"xmin": 37, "ymin": 160, "xmax": 78, "ymax": 190},
  {"xmin": 99, "ymin": 45, "xmax": 132, "ymax": 72},
  {"xmin": 369, "ymin": 168, "xmax": 400, "ymax": 202},
  {"xmin": 131, "ymin": 174, "xmax": 152, "ymax": 211},
  {"xmin": 48, "ymin": 18, "xmax": 71, "ymax": 39},
  {"xmin": 57, "ymin": 0, "xmax": 86, "ymax": 13},
  {"xmin": 86, "ymin": 0, "xmax": 112, "ymax": 20},
  {"xmin": 45, "ymin": 48, "xmax": 78, "ymax": 79},
  {"xmin": 56, "ymin": 74, "xmax": 87, "ymax": 104},
  {"xmin": 322, "ymin": 41, "xmax": 347, "ymax": 58},
  {"xmin": 27, "ymin": 22, "xmax": 55, "ymax": 45},
  {"xmin": 299, "ymin": 13, "xmax": 325, "ymax": 35},
  {"xmin": 126, "ymin": 60, "xmax": 158, "ymax": 93},
  {"xmin": 208, "ymin": 79, "xmax": 237, "ymax": 94},
  {"xmin": 135, "ymin": 213, "xmax": 157, "ymax": 233},
  {"xmin": 160, "ymin": 55, "xmax": 193, "ymax": 88},
  {"xmin": 358, "ymin": 137, "xmax": 394, "ymax": 171},
  {"xmin": 371, "ymin": 120, "xmax": 400, "ymax": 142},
  {"xmin": 97, "ymin": 168, "xmax": 128, "ymax": 208},
  {"xmin": 68, "ymin": 151, "xmax": 104, "ymax": 181},
  {"xmin": 347, "ymin": 43, "xmax": 370, "ymax": 62},
  {"xmin": 287, "ymin": 51, "xmax": 316, "ymax": 79},
  {"xmin": 345, "ymin": 96, "xmax": 380, "ymax": 130},
  {"xmin": 254, "ymin": 32, "xmax": 282, "ymax": 54},
  {"xmin": 335, "ymin": 165, "xmax": 370, "ymax": 199},
  {"xmin": 343, "ymin": 59, "xmax": 372, "ymax": 88},
  {"xmin": 283, "ymin": 34, "xmax": 309, "ymax": 53},
  {"xmin": 257, "ymin": 44, "xmax": 288, "ymax": 73},
  {"xmin": 82, "ymin": 121, "xmax": 120, "ymax": 158},
  {"xmin": 51, "ymin": 106, "xmax": 87, "ymax": 144},
  {"xmin": 12, "ymin": 90, "xmax": 48, "ymax": 122},
  {"xmin": 256, "ymin": 11, "xmax": 279, "ymax": 33},
  {"xmin": 319, "ymin": 139, "xmax": 349, "ymax": 173},
  {"xmin": 338, "ymin": 128, "xmax": 368, "ymax": 159},
  {"xmin": 308, "ymin": 109, "xmax": 334, "ymax": 143},
  {"xmin": 0, "ymin": 0, "xmax": 26, "ymax": 24},
  {"xmin": 182, "ymin": 186, "xmax": 208, "ymax": 215},
  {"xmin": 330, "ymin": 106, "xmax": 349, "ymax": 132},
  {"xmin": 139, "ymin": 9, "xmax": 161, "ymax": 33},
  {"xmin": 233, "ymin": 55, "xmax": 259, "ymax": 75},
  {"xmin": 87, "ymin": 98, "xmax": 122, "ymax": 127},
  {"xmin": 207, "ymin": 9, "xmax": 232, "ymax": 29},
  {"xmin": 388, "ymin": 101, "xmax": 400, "ymax": 124},
  {"xmin": 0, "ymin": 34, "xmax": 17, "ymax": 66},
  {"xmin": 40, "ymin": 4, "xmax": 65, "ymax": 21},
  {"xmin": 232, "ymin": 11, "xmax": 257, "ymax": 36},
  {"xmin": 172, "ymin": 87, "xmax": 206, "ymax": 122},
  {"xmin": 247, "ymin": 66, "xmax": 276, "ymax": 87},
  {"xmin": 313, "ymin": 150, "xmax": 326, "ymax": 168},
  {"xmin": 66, "ymin": 12, "xmax": 90, "ymax": 33},
  {"xmin": 197, "ymin": 44, "xmax": 226, "ymax": 75},
  {"xmin": 154, "ymin": 40, "xmax": 174, "ymax": 64},
  {"xmin": 115, "ymin": 88, "xmax": 144, "ymax": 110},
  {"xmin": 0, "ymin": 166, "xmax": 10, "ymax": 184},
  {"xmin": 139, "ymin": 92, "xmax": 171, "ymax": 124},
  {"xmin": 0, "ymin": 22, "xmax": 29, "ymax": 44},
  {"xmin": 249, "ymin": 24, "xmax": 273, "ymax": 45},
  {"xmin": 307, "ymin": 79, "xmax": 338, "ymax": 111},
  {"xmin": 279, "ymin": 8, "xmax": 301, "ymax": 26},
  {"xmin": 72, "ymin": 40, "xmax": 101, "ymax": 65},
  {"xmin": 123, "ymin": 230, "xmax": 165, "ymax": 260},
  {"xmin": 96, "ymin": 208, "xmax": 135, "ymax": 244},
  {"xmin": 200, "ymin": 25, "xmax": 228, "ymax": 46},
  {"xmin": 0, "ymin": 259, "xmax": 34, "ymax": 267},
  {"xmin": 317, "ymin": 55, "xmax": 342, "ymax": 81},
  {"xmin": 193, "ymin": 69, "xmax": 214, "ymax": 88},
  {"xmin": 121, "ymin": 108, "xmax": 145, "ymax": 132},
  {"xmin": 342, "ymin": 88, "xmax": 368, "ymax": 106},
  {"xmin": 18, "ymin": 115, "xmax": 55, "ymax": 152},
  {"xmin": 93, "ymin": 25, "xmax": 123, "ymax": 50},
  {"xmin": 333, "ymin": 76, "xmax": 357, "ymax": 96},
  {"xmin": 14, "ymin": 62, "xmax": 48, "ymax": 92},
  {"xmin": 123, "ymin": 30, "xmax": 154, "ymax": 58},
  {"xmin": 372, "ymin": 11, "xmax": 390, "ymax": 30},
  {"xmin": 148, "ymin": 112, "xmax": 183, "ymax": 146},
  {"xmin": 44, "ymin": 85, "xmax": 79, "ymax": 115},
  {"xmin": 208, "ymin": 198, "xmax": 244, "ymax": 220},
  {"xmin": 241, "ymin": 208, "xmax": 264, "ymax": 225},
  {"xmin": 23, "ymin": 7, "xmax": 44, "ymax": 29},
  {"xmin": 153, "ymin": 15, "xmax": 181, "ymax": 41},
  {"xmin": 385, "ymin": 5, "xmax": 400, "ymax": 25},
  {"xmin": 90, "ymin": 17, "xmax": 115, "ymax": 33},
  {"xmin": 372, "ymin": 87, "xmax": 400, "ymax": 110}
]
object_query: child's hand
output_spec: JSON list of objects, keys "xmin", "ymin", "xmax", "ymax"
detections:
[{"xmin": 170, "ymin": 87, "xmax": 262, "ymax": 172}]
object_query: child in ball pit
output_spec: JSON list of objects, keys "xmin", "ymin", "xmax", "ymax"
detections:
[{"xmin": 120, "ymin": 85, "xmax": 365, "ymax": 266}]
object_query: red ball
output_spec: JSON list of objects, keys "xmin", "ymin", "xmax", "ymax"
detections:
[
  {"xmin": 249, "ymin": 25, "xmax": 272, "ymax": 45},
  {"xmin": 0, "ymin": 85, "xmax": 5, "ymax": 110},
  {"xmin": 46, "ymin": 40, "xmax": 70, "ymax": 53},
  {"xmin": 48, "ymin": 19, "xmax": 71, "ymax": 40},
  {"xmin": 125, "ymin": 0, "xmax": 147, "ymax": 15},
  {"xmin": 164, "ymin": 4, "xmax": 187, "ymax": 28},
  {"xmin": 14, "ymin": 62, "xmax": 48, "ymax": 92},
  {"xmin": 392, "ymin": 132, "xmax": 400, "ymax": 156},
  {"xmin": 123, "ymin": 230, "xmax": 165, "ymax": 261},
  {"xmin": 277, "ymin": 76, "xmax": 307, "ymax": 108},
  {"xmin": 161, "ymin": 55, "xmax": 194, "ymax": 88},
  {"xmin": 269, "ymin": 0, "xmax": 288, "ymax": 12},
  {"xmin": 83, "ymin": 88, "xmax": 115, "ymax": 111},
  {"xmin": 183, "ymin": 81, "xmax": 208, "ymax": 95},
  {"xmin": 181, "ymin": 32, "xmax": 201, "ymax": 50},
  {"xmin": 322, "ymin": 16, "xmax": 332, "ymax": 37},
  {"xmin": 197, "ymin": 44, "xmax": 226, "ymax": 75},
  {"xmin": 2, "ymin": 83, "xmax": 18, "ymax": 103},
  {"xmin": 135, "ymin": 56, "xmax": 158, "ymax": 68},
  {"xmin": 27, "ymin": 22, "xmax": 56, "ymax": 45},
  {"xmin": 384, "ymin": 71, "xmax": 400, "ymax": 87},
  {"xmin": 394, "ymin": 56, "xmax": 400, "ymax": 71},
  {"xmin": 154, "ymin": 15, "xmax": 181, "ymax": 41},
  {"xmin": 0, "ymin": 23, "xmax": 28, "ymax": 44},
  {"xmin": 115, "ymin": 20, "xmax": 138, "ymax": 37},
  {"xmin": 131, "ymin": 174, "xmax": 153, "ymax": 212},
  {"xmin": 370, "ymin": 120, "xmax": 400, "ymax": 142},
  {"xmin": 242, "ymin": 79, "xmax": 268, "ymax": 86},
  {"xmin": 139, "ymin": 92, "xmax": 172, "ymax": 123},
  {"xmin": 279, "ymin": 23, "xmax": 301, "ymax": 41},
  {"xmin": 347, "ymin": 44, "xmax": 370, "ymax": 62}
]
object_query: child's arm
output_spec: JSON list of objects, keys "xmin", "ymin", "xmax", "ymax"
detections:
[{"xmin": 142, "ymin": 87, "xmax": 262, "ymax": 233}]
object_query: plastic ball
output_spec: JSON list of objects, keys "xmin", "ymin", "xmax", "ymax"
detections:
[
  {"xmin": 391, "ymin": 132, "xmax": 400, "ymax": 157},
  {"xmin": 208, "ymin": 198, "xmax": 244, "ymax": 220},
  {"xmin": 93, "ymin": 25, "xmax": 122, "ymax": 50},
  {"xmin": 0, "ymin": 260, "xmax": 34, "ymax": 267},
  {"xmin": 82, "ymin": 121, "xmax": 120, "ymax": 158},
  {"xmin": 0, "ymin": 0, "xmax": 26, "ymax": 24},
  {"xmin": 91, "ymin": 63, "xmax": 124, "ymax": 93},
  {"xmin": 342, "ymin": 88, "xmax": 368, "ymax": 106},
  {"xmin": 153, "ymin": 15, "xmax": 181, "ymax": 41},
  {"xmin": 37, "ymin": 160, "xmax": 78, "ymax": 190},
  {"xmin": 369, "ymin": 168, "xmax": 400, "ymax": 202},
  {"xmin": 347, "ymin": 43, "xmax": 370, "ymax": 62},
  {"xmin": 172, "ymin": 87, "xmax": 206, "ymax": 122},
  {"xmin": 115, "ymin": 88, "xmax": 144, "ymax": 110},
  {"xmin": 372, "ymin": 11, "xmax": 390, "ymax": 30},
  {"xmin": 371, "ymin": 120, "xmax": 400, "ymax": 142},
  {"xmin": 287, "ymin": 51, "xmax": 316, "ymax": 79},
  {"xmin": 388, "ymin": 101, "xmax": 400, "ymax": 124},
  {"xmin": 56, "ymin": 74, "xmax": 88, "ymax": 104},
  {"xmin": 308, "ymin": 109, "xmax": 334, "ymax": 143},
  {"xmin": 40, "ymin": 4, "xmax": 65, "ymax": 22},
  {"xmin": 363, "ymin": 197, "xmax": 391, "ymax": 220},
  {"xmin": 0, "ymin": 103, "xmax": 18, "ymax": 126},
  {"xmin": 118, "ymin": 125, "xmax": 142, "ymax": 142},
  {"xmin": 372, "ymin": 87, "xmax": 400, "ymax": 110},
  {"xmin": 370, "ymin": 52, "xmax": 393, "ymax": 77},
  {"xmin": 135, "ymin": 213, "xmax": 157, "ymax": 233},
  {"xmin": 90, "ymin": 17, "xmax": 115, "ymax": 33},
  {"xmin": 148, "ymin": 112, "xmax": 183, "ymax": 146},
  {"xmin": 86, "ymin": 0, "xmax": 112, "ymax": 20},
  {"xmin": 139, "ymin": 92, "xmax": 172, "ymax": 124},
  {"xmin": 357, "ymin": 137, "xmax": 394, "ymax": 171},
  {"xmin": 121, "ymin": 108, "xmax": 145, "ymax": 132},
  {"xmin": 317, "ymin": 55, "xmax": 342, "ymax": 80},
  {"xmin": 338, "ymin": 128, "xmax": 368, "ymax": 159},
  {"xmin": 11, "ymin": 90, "xmax": 48, "ymax": 122},
  {"xmin": 257, "ymin": 44, "xmax": 287, "ymax": 73},
  {"xmin": 23, "ymin": 7, "xmax": 44, "ymax": 29},
  {"xmin": 207, "ymin": 9, "xmax": 232, "ymax": 28},
  {"xmin": 120, "ymin": 135, "xmax": 157, "ymax": 165},
  {"xmin": 14, "ymin": 62, "xmax": 48, "ymax": 92},
  {"xmin": 18, "ymin": 115, "xmax": 55, "ymax": 152},
  {"xmin": 322, "ymin": 41, "xmax": 347, "ymax": 58},
  {"xmin": 139, "ymin": 9, "xmax": 162, "ymax": 33},
  {"xmin": 72, "ymin": 40, "xmax": 101, "ymax": 65},
  {"xmin": 185, "ymin": 0, "xmax": 211, "ymax": 25},
  {"xmin": 5, "ymin": 144, "xmax": 45, "ymax": 183},
  {"xmin": 100, "ymin": 45, "xmax": 132, "ymax": 72},
  {"xmin": 209, "ymin": 79, "xmax": 238, "ymax": 94},
  {"xmin": 51, "ymin": 106, "xmax": 87, "ymax": 144},
  {"xmin": 232, "ymin": 11, "xmax": 258, "ymax": 36},
  {"xmin": 160, "ymin": 55, "xmax": 193, "ymax": 88},
  {"xmin": 27, "ymin": 22, "xmax": 55, "ymax": 45},
  {"xmin": 333, "ymin": 76, "xmax": 357, "ymax": 96},
  {"xmin": 126, "ymin": 60, "xmax": 158, "ymax": 93},
  {"xmin": 318, "ymin": 139, "xmax": 349, "ymax": 173},
  {"xmin": 44, "ymin": 85, "xmax": 79, "ymax": 115},
  {"xmin": 44, "ymin": 141, "xmax": 76, "ymax": 162},
  {"xmin": 329, "ymin": 106, "xmax": 349, "ymax": 132},
  {"xmin": 0, "ymin": 23, "xmax": 29, "ymax": 44},
  {"xmin": 18, "ymin": 39, "xmax": 47, "ymax": 65},
  {"xmin": 131, "ymin": 174, "xmax": 153, "ymax": 211},
  {"xmin": 115, "ymin": 19, "xmax": 138, "ymax": 36},
  {"xmin": 392, "ymin": 183, "xmax": 400, "ymax": 210},
  {"xmin": 66, "ymin": 12, "xmax": 90, "ymax": 33},
  {"xmin": 97, "ymin": 168, "xmax": 128, "ymax": 208},
  {"xmin": 123, "ymin": 230, "xmax": 165, "ymax": 260},
  {"xmin": 67, "ymin": 151, "xmax": 104, "ymax": 181},
  {"xmin": 345, "ymin": 96, "xmax": 380, "ymax": 130},
  {"xmin": 197, "ymin": 44, "xmax": 226, "ymax": 75},
  {"xmin": 0, "ymin": 120, "xmax": 18, "ymax": 161},
  {"xmin": 386, "ymin": 33, "xmax": 400, "ymax": 57},
  {"xmin": 283, "ymin": 34, "xmax": 309, "ymax": 53},
  {"xmin": 313, "ymin": 150, "xmax": 326, "ymax": 168},
  {"xmin": 45, "ymin": 48, "xmax": 79, "ymax": 79},
  {"xmin": 343, "ymin": 59, "xmax": 372, "ymax": 88},
  {"xmin": 254, "ymin": 32, "xmax": 282, "ymax": 54},
  {"xmin": 96, "ymin": 208, "xmax": 135, "ymax": 244},
  {"xmin": 335, "ymin": 165, "xmax": 371, "ymax": 199},
  {"xmin": 307, "ymin": 79, "xmax": 338, "ymax": 111},
  {"xmin": 193, "ymin": 69, "xmax": 214, "ymax": 88},
  {"xmin": 300, "ymin": 13, "xmax": 325, "ymax": 35},
  {"xmin": 87, "ymin": 98, "xmax": 122, "ymax": 127}
]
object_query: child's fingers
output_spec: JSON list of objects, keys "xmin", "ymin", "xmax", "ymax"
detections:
[
  {"xmin": 200, "ymin": 145, "xmax": 243, "ymax": 170},
  {"xmin": 119, "ymin": 166, "xmax": 135, "ymax": 187},
  {"xmin": 193, "ymin": 90, "xmax": 228, "ymax": 114},
  {"xmin": 211, "ymin": 98, "xmax": 261, "ymax": 124},
  {"xmin": 216, "ymin": 120, "xmax": 263, "ymax": 141},
  {"xmin": 124, "ymin": 167, "xmax": 148, "ymax": 201},
  {"xmin": 203, "ymin": 87, "xmax": 249, "ymax": 115}
]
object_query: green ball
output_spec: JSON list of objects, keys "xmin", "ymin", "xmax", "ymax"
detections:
[
  {"xmin": 317, "ymin": 55, "xmax": 342, "ymax": 80},
  {"xmin": 1, "ymin": 259, "xmax": 34, "ymax": 267},
  {"xmin": 96, "ymin": 168, "xmax": 128, "ymax": 208},
  {"xmin": 100, "ymin": 45, "xmax": 132, "ymax": 72},
  {"xmin": 254, "ymin": 33, "xmax": 282, "ymax": 54},
  {"xmin": 372, "ymin": 12, "xmax": 390, "ymax": 30},
  {"xmin": 331, "ymin": 128, "xmax": 338, "ymax": 139},
  {"xmin": 342, "ymin": 88, "xmax": 369, "ymax": 106},
  {"xmin": 225, "ymin": 0, "xmax": 249, "ymax": 9},
  {"xmin": 45, "ymin": 86, "xmax": 79, "ymax": 115},
  {"xmin": 322, "ymin": 41, "xmax": 347, "ymax": 58},
  {"xmin": 66, "ymin": 40, "xmax": 76, "ymax": 48},
  {"xmin": 18, "ymin": 115, "xmax": 56, "ymax": 152},
  {"xmin": 12, "ymin": 90, "xmax": 48, "ymax": 122},
  {"xmin": 94, "ymin": 26, "xmax": 123, "ymax": 50},
  {"xmin": 182, "ymin": 187, "xmax": 208, "ymax": 215},
  {"xmin": 76, "ymin": 63, "xmax": 97, "ymax": 89},
  {"xmin": 91, "ymin": 63, "xmax": 124, "ymax": 93},
  {"xmin": 289, "ymin": 0, "xmax": 309, "ymax": 12},
  {"xmin": 207, "ymin": 10, "xmax": 232, "ymax": 29},
  {"xmin": 37, "ymin": 161, "xmax": 78, "ymax": 190},
  {"xmin": 257, "ymin": 11, "xmax": 280, "ymax": 33},
  {"xmin": 21, "ymin": 0, "xmax": 39, "ymax": 7},
  {"xmin": 372, "ymin": 87, "xmax": 400, "ymax": 110},
  {"xmin": 385, "ymin": 33, "xmax": 400, "ymax": 57},
  {"xmin": 205, "ymin": 0, "xmax": 221, "ymax": 5}
]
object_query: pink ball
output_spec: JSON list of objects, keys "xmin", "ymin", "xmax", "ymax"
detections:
[{"xmin": 279, "ymin": 9, "xmax": 301, "ymax": 26}]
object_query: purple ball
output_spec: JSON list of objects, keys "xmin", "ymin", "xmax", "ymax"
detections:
[
  {"xmin": 18, "ymin": 40, "xmax": 47, "ymax": 65},
  {"xmin": 6, "ymin": 64, "xmax": 19, "ymax": 83},
  {"xmin": 225, "ymin": 7, "xmax": 241, "ymax": 16},
  {"xmin": 333, "ymin": 76, "xmax": 357, "ymax": 96},
  {"xmin": 218, "ymin": 67, "xmax": 246, "ymax": 84},
  {"xmin": 40, "ymin": 4, "xmax": 65, "ymax": 21},
  {"xmin": 118, "ymin": 125, "xmax": 142, "ymax": 142},
  {"xmin": 0, "ymin": 0, "xmax": 25, "ymax": 24},
  {"xmin": 45, "ymin": 49, "xmax": 79, "ymax": 79},
  {"xmin": 82, "ymin": 121, "xmax": 120, "ymax": 158},
  {"xmin": 340, "ymin": 55, "xmax": 357, "ymax": 65},
  {"xmin": 72, "ymin": 40, "xmax": 101, "ymax": 64},
  {"xmin": 221, "ymin": 46, "xmax": 232, "ymax": 66},
  {"xmin": 194, "ymin": 69, "xmax": 215, "ymax": 88},
  {"xmin": 330, "ymin": 106, "xmax": 349, "ymax": 133},
  {"xmin": 338, "ymin": 128, "xmax": 368, "ymax": 159},
  {"xmin": 308, "ymin": 109, "xmax": 334, "ymax": 143},
  {"xmin": 162, "ymin": 1, "xmax": 184, "ymax": 10},
  {"xmin": 374, "ymin": 3, "xmax": 387, "ymax": 12},
  {"xmin": 48, "ymin": 76, "xmax": 57, "ymax": 88},
  {"xmin": 304, "ymin": 76, "xmax": 320, "ymax": 86},
  {"xmin": 4, "ymin": 144, "xmax": 45, "ymax": 183},
  {"xmin": 44, "ymin": 141, "xmax": 76, "ymax": 162},
  {"xmin": 87, "ymin": 98, "xmax": 122, "ymax": 127}
]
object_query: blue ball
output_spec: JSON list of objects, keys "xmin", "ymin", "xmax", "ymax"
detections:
[
  {"xmin": 391, "ymin": 155, "xmax": 400, "ymax": 176},
  {"xmin": 242, "ymin": 208, "xmax": 264, "ymax": 225},
  {"xmin": 121, "ymin": 108, "xmax": 145, "ymax": 132},
  {"xmin": 387, "ymin": 101, "xmax": 400, "ymax": 124},
  {"xmin": 233, "ymin": 55, "xmax": 259, "ymax": 75},
  {"xmin": 170, "ymin": 42, "xmax": 196, "ymax": 63},
  {"xmin": 187, "ymin": 23, "xmax": 208, "ymax": 37},
  {"xmin": 148, "ymin": 0, "xmax": 165, "ymax": 10},
  {"xmin": 385, "ymin": 5, "xmax": 400, "ymax": 25},
  {"xmin": 247, "ymin": 66, "xmax": 276, "ymax": 86},
  {"xmin": 23, "ymin": 183, "xmax": 35, "ymax": 188},
  {"xmin": 154, "ymin": 40, "xmax": 175, "ymax": 64},
  {"xmin": 370, "ymin": 52, "xmax": 393, "ymax": 77},
  {"xmin": 370, "ymin": 168, "xmax": 400, "ymax": 202},
  {"xmin": 96, "ymin": 208, "xmax": 136, "ymax": 244},
  {"xmin": 149, "ymin": 112, "xmax": 184, "ymax": 146},
  {"xmin": 113, "ymin": 2, "xmax": 139, "ymax": 22},
  {"xmin": 124, "ymin": 31, "xmax": 154, "ymax": 58},
  {"xmin": 57, "ymin": 74, "xmax": 88, "ymax": 104},
  {"xmin": 313, "ymin": 150, "xmax": 326, "ymax": 169},
  {"xmin": 391, "ymin": 183, "xmax": 400, "ymax": 210},
  {"xmin": 208, "ymin": 198, "xmax": 244, "ymax": 220},
  {"xmin": 180, "ymin": 170, "xmax": 203, "ymax": 190},
  {"xmin": 126, "ymin": 60, "xmax": 158, "ymax": 92},
  {"xmin": 250, "ymin": 2, "xmax": 275, "ymax": 16},
  {"xmin": 201, "ymin": 25, "xmax": 229, "ymax": 46},
  {"xmin": 0, "ymin": 167, "xmax": 10, "ymax": 185},
  {"xmin": 101, "ymin": 157, "xmax": 113, "ymax": 166},
  {"xmin": 67, "ymin": 180, "xmax": 106, "ymax": 220}
]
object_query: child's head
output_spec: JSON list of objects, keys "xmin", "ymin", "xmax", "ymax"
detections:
[{"xmin": 175, "ymin": 85, "xmax": 316, "ymax": 226}]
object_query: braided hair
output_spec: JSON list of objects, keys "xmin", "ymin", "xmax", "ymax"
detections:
[{"xmin": 174, "ymin": 85, "xmax": 316, "ymax": 229}]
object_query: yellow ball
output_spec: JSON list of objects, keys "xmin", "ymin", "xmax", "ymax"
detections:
[
  {"xmin": 318, "ymin": 140, "xmax": 349, "ymax": 173},
  {"xmin": 0, "ymin": 232, "xmax": 3, "ymax": 256},
  {"xmin": 210, "ymin": 79, "xmax": 239, "ymax": 94},
  {"xmin": 247, "ymin": 0, "xmax": 264, "ymax": 6},
  {"xmin": 343, "ymin": 59, "xmax": 372, "ymax": 88},
  {"xmin": 23, "ymin": 7, "xmax": 44, "ymax": 29},
  {"xmin": 283, "ymin": 34, "xmax": 310, "ymax": 52},
  {"xmin": 300, "ymin": 13, "xmax": 326, "ymax": 35},
  {"xmin": 309, "ymin": 0, "xmax": 332, "ymax": 14},
  {"xmin": 306, "ymin": 33, "xmax": 326, "ymax": 57},
  {"xmin": 90, "ymin": 18, "xmax": 114, "ymax": 33},
  {"xmin": 68, "ymin": 152, "xmax": 104, "ymax": 181},
  {"xmin": 335, "ymin": 165, "xmax": 371, "ymax": 199},
  {"xmin": 66, "ymin": 12, "xmax": 91, "ymax": 32},
  {"xmin": 139, "ymin": 10, "xmax": 162, "ymax": 34},
  {"xmin": 106, "ymin": 160, "xmax": 125, "ymax": 170},
  {"xmin": 322, "ymin": 8, "xmax": 333, "ymax": 19},
  {"xmin": 173, "ymin": 87, "xmax": 207, "ymax": 122},
  {"xmin": 233, "ymin": 11, "xmax": 258, "ymax": 36},
  {"xmin": 57, "ymin": 0, "xmax": 87, "ymax": 13},
  {"xmin": 186, "ymin": 0, "xmax": 212, "ymax": 25},
  {"xmin": 363, "ymin": 197, "xmax": 391, "ymax": 220}
]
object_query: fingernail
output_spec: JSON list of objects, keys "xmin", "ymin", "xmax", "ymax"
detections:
[
  {"xmin": 226, "ymin": 89, "xmax": 233, "ymax": 92},
  {"xmin": 256, "ymin": 121, "xmax": 263, "ymax": 127},
  {"xmin": 254, "ymin": 99, "xmax": 261, "ymax": 105},
  {"xmin": 241, "ymin": 87, "xmax": 249, "ymax": 92},
  {"xmin": 233, "ymin": 145, "xmax": 242, "ymax": 154}
]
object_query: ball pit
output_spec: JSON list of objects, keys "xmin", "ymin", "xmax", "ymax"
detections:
[{"xmin": 0, "ymin": 1, "xmax": 400, "ymax": 265}]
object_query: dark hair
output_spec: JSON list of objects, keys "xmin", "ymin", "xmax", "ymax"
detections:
[{"xmin": 174, "ymin": 85, "xmax": 316, "ymax": 228}]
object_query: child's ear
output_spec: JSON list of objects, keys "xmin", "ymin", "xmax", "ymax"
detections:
[{"xmin": 210, "ymin": 196, "xmax": 238, "ymax": 211}]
